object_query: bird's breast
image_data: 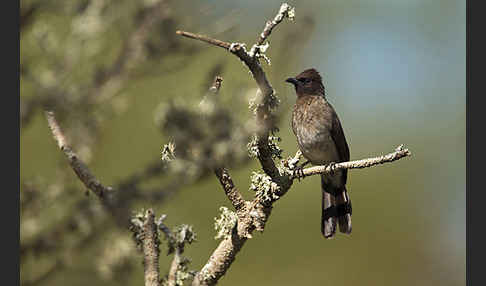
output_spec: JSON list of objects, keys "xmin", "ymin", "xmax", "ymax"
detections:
[{"xmin": 292, "ymin": 101, "xmax": 340, "ymax": 165}]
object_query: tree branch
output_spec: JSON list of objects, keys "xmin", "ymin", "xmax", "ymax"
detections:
[
  {"xmin": 214, "ymin": 168, "xmax": 246, "ymax": 211},
  {"xmin": 255, "ymin": 3, "xmax": 295, "ymax": 46},
  {"xmin": 142, "ymin": 209, "xmax": 161, "ymax": 286},
  {"xmin": 167, "ymin": 247, "xmax": 182, "ymax": 286},
  {"xmin": 45, "ymin": 111, "xmax": 113, "ymax": 202},
  {"xmin": 192, "ymin": 144, "xmax": 411, "ymax": 285},
  {"xmin": 295, "ymin": 145, "xmax": 412, "ymax": 179},
  {"xmin": 176, "ymin": 3, "xmax": 295, "ymax": 180},
  {"xmin": 176, "ymin": 31, "xmax": 231, "ymax": 50}
]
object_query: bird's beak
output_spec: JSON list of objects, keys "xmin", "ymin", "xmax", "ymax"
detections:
[{"xmin": 285, "ymin": 77, "xmax": 298, "ymax": 86}]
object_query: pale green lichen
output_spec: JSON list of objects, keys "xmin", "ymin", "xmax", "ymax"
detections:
[
  {"xmin": 161, "ymin": 257, "xmax": 196, "ymax": 286},
  {"xmin": 161, "ymin": 142, "xmax": 176, "ymax": 162},
  {"xmin": 247, "ymin": 135, "xmax": 260, "ymax": 158},
  {"xmin": 173, "ymin": 224, "xmax": 197, "ymax": 246},
  {"xmin": 268, "ymin": 135, "xmax": 283, "ymax": 159},
  {"xmin": 267, "ymin": 92, "xmax": 280, "ymax": 111},
  {"xmin": 277, "ymin": 150, "xmax": 303, "ymax": 177},
  {"xmin": 199, "ymin": 266, "xmax": 217, "ymax": 283},
  {"xmin": 249, "ymin": 42, "xmax": 271, "ymax": 65},
  {"xmin": 214, "ymin": 207, "xmax": 238, "ymax": 240},
  {"xmin": 279, "ymin": 3, "xmax": 296, "ymax": 22},
  {"xmin": 247, "ymin": 135, "xmax": 282, "ymax": 159},
  {"xmin": 249, "ymin": 171, "xmax": 280, "ymax": 203},
  {"xmin": 248, "ymin": 89, "xmax": 280, "ymax": 115},
  {"xmin": 128, "ymin": 209, "xmax": 148, "ymax": 251}
]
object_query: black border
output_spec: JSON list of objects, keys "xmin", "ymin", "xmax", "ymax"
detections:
[
  {"xmin": 13, "ymin": 1, "xmax": 20, "ymax": 286},
  {"xmin": 466, "ymin": 0, "xmax": 474, "ymax": 285}
]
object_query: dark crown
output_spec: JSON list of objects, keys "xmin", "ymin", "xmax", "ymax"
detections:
[{"xmin": 296, "ymin": 68, "xmax": 322, "ymax": 82}]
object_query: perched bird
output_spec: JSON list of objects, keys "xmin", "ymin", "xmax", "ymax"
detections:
[{"xmin": 285, "ymin": 68, "xmax": 352, "ymax": 239}]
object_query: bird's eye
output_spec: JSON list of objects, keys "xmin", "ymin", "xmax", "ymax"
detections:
[{"xmin": 298, "ymin": 78, "xmax": 311, "ymax": 84}]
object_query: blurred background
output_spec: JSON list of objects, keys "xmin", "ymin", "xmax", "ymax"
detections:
[{"xmin": 20, "ymin": 0, "xmax": 465, "ymax": 285}]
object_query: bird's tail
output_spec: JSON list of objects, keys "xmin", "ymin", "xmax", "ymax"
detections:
[{"xmin": 321, "ymin": 175, "xmax": 352, "ymax": 238}]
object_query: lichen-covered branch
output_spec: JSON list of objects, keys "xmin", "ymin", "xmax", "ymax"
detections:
[
  {"xmin": 295, "ymin": 145, "xmax": 412, "ymax": 179},
  {"xmin": 176, "ymin": 3, "xmax": 295, "ymax": 180},
  {"xmin": 214, "ymin": 168, "xmax": 245, "ymax": 211},
  {"xmin": 191, "ymin": 145, "xmax": 411, "ymax": 285},
  {"xmin": 167, "ymin": 247, "xmax": 182, "ymax": 286},
  {"xmin": 45, "ymin": 111, "xmax": 113, "ymax": 201},
  {"xmin": 149, "ymin": 215, "xmax": 197, "ymax": 286},
  {"xmin": 142, "ymin": 210, "xmax": 161, "ymax": 286},
  {"xmin": 255, "ymin": 3, "xmax": 295, "ymax": 46}
]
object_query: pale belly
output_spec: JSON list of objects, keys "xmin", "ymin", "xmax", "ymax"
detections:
[
  {"xmin": 295, "ymin": 126, "xmax": 340, "ymax": 165},
  {"xmin": 296, "ymin": 128, "xmax": 343, "ymax": 187}
]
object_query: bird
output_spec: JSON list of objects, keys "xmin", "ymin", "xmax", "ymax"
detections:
[{"xmin": 285, "ymin": 68, "xmax": 352, "ymax": 239}]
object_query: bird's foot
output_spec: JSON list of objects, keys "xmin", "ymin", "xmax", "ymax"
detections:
[
  {"xmin": 292, "ymin": 161, "xmax": 310, "ymax": 181},
  {"xmin": 327, "ymin": 162, "xmax": 337, "ymax": 175},
  {"xmin": 292, "ymin": 166, "xmax": 304, "ymax": 181}
]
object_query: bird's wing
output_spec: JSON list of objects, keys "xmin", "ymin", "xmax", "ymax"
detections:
[
  {"xmin": 325, "ymin": 101, "xmax": 350, "ymax": 184},
  {"xmin": 330, "ymin": 107, "xmax": 350, "ymax": 162}
]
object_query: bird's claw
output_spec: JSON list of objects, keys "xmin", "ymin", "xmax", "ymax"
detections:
[
  {"xmin": 292, "ymin": 164, "xmax": 306, "ymax": 181},
  {"xmin": 328, "ymin": 162, "xmax": 337, "ymax": 175}
]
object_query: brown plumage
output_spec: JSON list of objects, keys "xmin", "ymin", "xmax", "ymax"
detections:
[{"xmin": 286, "ymin": 68, "xmax": 352, "ymax": 238}]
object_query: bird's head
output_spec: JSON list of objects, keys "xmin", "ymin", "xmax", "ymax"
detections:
[{"xmin": 285, "ymin": 68, "xmax": 325, "ymax": 97}]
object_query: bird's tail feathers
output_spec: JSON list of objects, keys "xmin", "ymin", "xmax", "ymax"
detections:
[{"xmin": 321, "ymin": 176, "xmax": 352, "ymax": 238}]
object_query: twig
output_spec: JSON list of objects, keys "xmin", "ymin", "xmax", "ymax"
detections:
[
  {"xmin": 142, "ymin": 209, "xmax": 161, "ymax": 286},
  {"xmin": 156, "ymin": 216, "xmax": 180, "ymax": 286},
  {"xmin": 295, "ymin": 145, "xmax": 412, "ymax": 179},
  {"xmin": 167, "ymin": 248, "xmax": 182, "ymax": 286},
  {"xmin": 214, "ymin": 168, "xmax": 245, "ymax": 211},
  {"xmin": 255, "ymin": 3, "xmax": 295, "ymax": 46},
  {"xmin": 44, "ymin": 111, "xmax": 113, "ymax": 201},
  {"xmin": 176, "ymin": 31, "xmax": 231, "ymax": 49}
]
